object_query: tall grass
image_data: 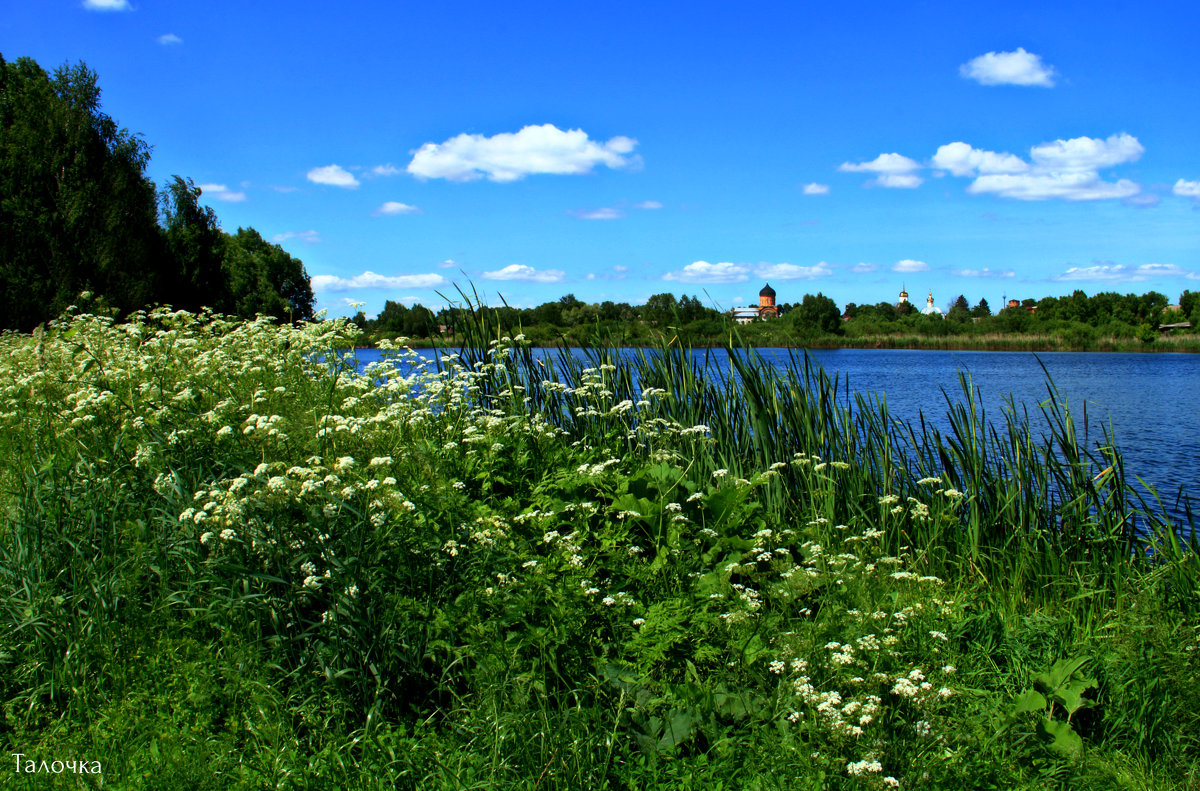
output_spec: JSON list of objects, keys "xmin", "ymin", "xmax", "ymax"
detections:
[
  {"xmin": 445, "ymin": 295, "xmax": 1196, "ymax": 603},
  {"xmin": 1, "ymin": 299, "xmax": 1198, "ymax": 788}
]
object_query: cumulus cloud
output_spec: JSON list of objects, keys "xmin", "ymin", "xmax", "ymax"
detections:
[
  {"xmin": 311, "ymin": 271, "xmax": 448, "ymax": 292},
  {"xmin": 1029, "ymin": 133, "xmax": 1144, "ymax": 171},
  {"xmin": 1052, "ymin": 262, "xmax": 1195, "ymax": 282},
  {"xmin": 633, "ymin": 200, "xmax": 663, "ymax": 209},
  {"xmin": 839, "ymin": 153, "xmax": 924, "ymax": 188},
  {"xmin": 83, "ymin": 0, "xmax": 130, "ymax": 10},
  {"xmin": 157, "ymin": 33, "xmax": 182, "ymax": 45},
  {"xmin": 953, "ymin": 267, "xmax": 1015, "ymax": 278},
  {"xmin": 407, "ymin": 124, "xmax": 638, "ymax": 182},
  {"xmin": 437, "ymin": 259, "xmax": 459, "ymax": 269},
  {"xmin": 371, "ymin": 164, "xmax": 403, "ymax": 176},
  {"xmin": 198, "ymin": 183, "xmax": 246, "ymax": 202},
  {"xmin": 663, "ymin": 261, "xmax": 750, "ymax": 284},
  {"xmin": 931, "ymin": 142, "xmax": 1028, "ymax": 177},
  {"xmin": 272, "ymin": 230, "xmax": 322, "ymax": 244},
  {"xmin": 959, "ymin": 48, "xmax": 1056, "ymax": 87},
  {"xmin": 306, "ymin": 164, "xmax": 360, "ymax": 188},
  {"xmin": 755, "ymin": 262, "xmax": 833, "ymax": 279},
  {"xmin": 968, "ymin": 172, "xmax": 1139, "ymax": 201},
  {"xmin": 482, "ymin": 264, "xmax": 566, "ymax": 283},
  {"xmin": 851, "ymin": 262, "xmax": 877, "ymax": 273},
  {"xmin": 375, "ymin": 201, "xmax": 421, "ymax": 216},
  {"xmin": 933, "ymin": 133, "xmax": 1144, "ymax": 201},
  {"xmin": 570, "ymin": 207, "xmax": 624, "ymax": 220},
  {"xmin": 802, "ymin": 183, "xmax": 830, "ymax": 195},
  {"xmin": 1174, "ymin": 179, "xmax": 1200, "ymax": 198},
  {"xmin": 892, "ymin": 259, "xmax": 929, "ymax": 273}
]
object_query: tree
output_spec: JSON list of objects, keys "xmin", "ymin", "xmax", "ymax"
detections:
[
  {"xmin": 642, "ymin": 293, "xmax": 678, "ymax": 326},
  {"xmin": 947, "ymin": 295, "xmax": 971, "ymax": 324},
  {"xmin": 159, "ymin": 176, "xmax": 229, "ymax": 313},
  {"xmin": 1, "ymin": 55, "xmax": 163, "ymax": 329},
  {"xmin": 971, "ymin": 298, "xmax": 991, "ymax": 318},
  {"xmin": 404, "ymin": 303, "xmax": 436, "ymax": 337},
  {"xmin": 222, "ymin": 227, "xmax": 314, "ymax": 321},
  {"xmin": 873, "ymin": 302, "xmax": 897, "ymax": 322},
  {"xmin": 792, "ymin": 293, "xmax": 842, "ymax": 335}
]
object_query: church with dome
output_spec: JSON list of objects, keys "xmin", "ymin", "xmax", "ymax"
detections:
[
  {"xmin": 731, "ymin": 283, "xmax": 781, "ymax": 324},
  {"xmin": 897, "ymin": 285, "xmax": 944, "ymax": 318}
]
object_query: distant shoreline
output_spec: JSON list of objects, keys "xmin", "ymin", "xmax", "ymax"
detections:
[{"xmin": 354, "ymin": 334, "xmax": 1200, "ymax": 354}]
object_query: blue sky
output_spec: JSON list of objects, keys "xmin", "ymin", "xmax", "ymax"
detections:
[{"xmin": 4, "ymin": 0, "xmax": 1199, "ymax": 317}]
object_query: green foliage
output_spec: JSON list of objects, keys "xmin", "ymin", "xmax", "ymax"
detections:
[
  {"xmin": 0, "ymin": 54, "xmax": 314, "ymax": 329},
  {"xmin": 0, "ymin": 54, "xmax": 162, "ymax": 330},
  {"xmin": 791, "ymin": 292, "xmax": 842, "ymax": 336},
  {"xmin": 160, "ymin": 176, "xmax": 230, "ymax": 313},
  {"xmin": 1, "ymin": 305, "xmax": 1198, "ymax": 788},
  {"xmin": 222, "ymin": 227, "xmax": 315, "ymax": 322}
]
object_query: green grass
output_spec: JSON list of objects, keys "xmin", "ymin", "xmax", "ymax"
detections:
[{"xmin": 0, "ymin": 301, "xmax": 1197, "ymax": 789}]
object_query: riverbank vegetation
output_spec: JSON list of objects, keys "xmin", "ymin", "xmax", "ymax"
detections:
[
  {"xmin": 357, "ymin": 289, "xmax": 1200, "ymax": 353},
  {"xmin": 2, "ymin": 302, "xmax": 1197, "ymax": 789}
]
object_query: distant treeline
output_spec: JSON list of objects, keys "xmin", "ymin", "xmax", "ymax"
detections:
[
  {"xmin": 359, "ymin": 288, "xmax": 1200, "ymax": 348},
  {"xmin": 0, "ymin": 54, "xmax": 314, "ymax": 331}
]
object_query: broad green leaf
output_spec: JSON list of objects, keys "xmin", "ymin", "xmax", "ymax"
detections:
[
  {"xmin": 656, "ymin": 708, "xmax": 695, "ymax": 751},
  {"xmin": 1009, "ymin": 689, "xmax": 1047, "ymax": 718},
  {"xmin": 1038, "ymin": 718, "xmax": 1084, "ymax": 759}
]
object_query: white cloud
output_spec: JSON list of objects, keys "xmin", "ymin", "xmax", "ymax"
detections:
[
  {"xmin": 306, "ymin": 164, "xmax": 360, "ymax": 188},
  {"xmin": 968, "ymin": 172, "xmax": 1139, "ymax": 201},
  {"xmin": 311, "ymin": 271, "xmax": 448, "ymax": 292},
  {"xmin": 198, "ymin": 183, "xmax": 246, "ymax": 202},
  {"xmin": 959, "ymin": 48, "xmax": 1056, "ymax": 87},
  {"xmin": 933, "ymin": 134, "xmax": 1144, "ymax": 201},
  {"xmin": 1029, "ymin": 133, "xmax": 1143, "ymax": 171},
  {"xmin": 1052, "ymin": 262, "xmax": 1194, "ymax": 282},
  {"xmin": 437, "ymin": 259, "xmax": 459, "ymax": 269},
  {"xmin": 931, "ymin": 142, "xmax": 1028, "ymax": 177},
  {"xmin": 482, "ymin": 264, "xmax": 566, "ymax": 283},
  {"xmin": 755, "ymin": 262, "xmax": 833, "ymax": 280},
  {"xmin": 839, "ymin": 153, "xmax": 923, "ymax": 188},
  {"xmin": 571, "ymin": 207, "xmax": 624, "ymax": 220},
  {"xmin": 663, "ymin": 261, "xmax": 750, "ymax": 284},
  {"xmin": 272, "ymin": 230, "xmax": 322, "ymax": 244},
  {"xmin": 613, "ymin": 265, "xmax": 628, "ymax": 272},
  {"xmin": 953, "ymin": 267, "xmax": 1015, "ymax": 278},
  {"xmin": 371, "ymin": 164, "xmax": 403, "ymax": 176},
  {"xmin": 375, "ymin": 201, "xmax": 421, "ymax": 216},
  {"xmin": 1174, "ymin": 179, "xmax": 1200, "ymax": 198},
  {"xmin": 157, "ymin": 33, "xmax": 182, "ymax": 45},
  {"xmin": 840, "ymin": 153, "xmax": 922, "ymax": 174},
  {"xmin": 633, "ymin": 200, "xmax": 663, "ymax": 209},
  {"xmin": 407, "ymin": 124, "xmax": 638, "ymax": 182},
  {"xmin": 892, "ymin": 259, "xmax": 929, "ymax": 273},
  {"xmin": 876, "ymin": 173, "xmax": 923, "ymax": 189},
  {"xmin": 83, "ymin": 0, "xmax": 130, "ymax": 10},
  {"xmin": 802, "ymin": 183, "xmax": 830, "ymax": 195},
  {"xmin": 851, "ymin": 262, "xmax": 877, "ymax": 273}
]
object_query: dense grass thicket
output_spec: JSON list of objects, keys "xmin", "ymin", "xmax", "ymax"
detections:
[{"xmin": 1, "ymin": 303, "xmax": 1198, "ymax": 789}]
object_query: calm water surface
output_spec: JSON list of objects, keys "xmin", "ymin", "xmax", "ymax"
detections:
[{"xmin": 356, "ymin": 347, "xmax": 1199, "ymax": 510}]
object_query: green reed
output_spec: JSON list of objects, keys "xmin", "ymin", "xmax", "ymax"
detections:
[{"xmin": 445, "ymin": 298, "xmax": 1196, "ymax": 602}]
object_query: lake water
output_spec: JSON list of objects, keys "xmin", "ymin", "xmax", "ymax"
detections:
[{"xmin": 354, "ymin": 346, "xmax": 1199, "ymax": 516}]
